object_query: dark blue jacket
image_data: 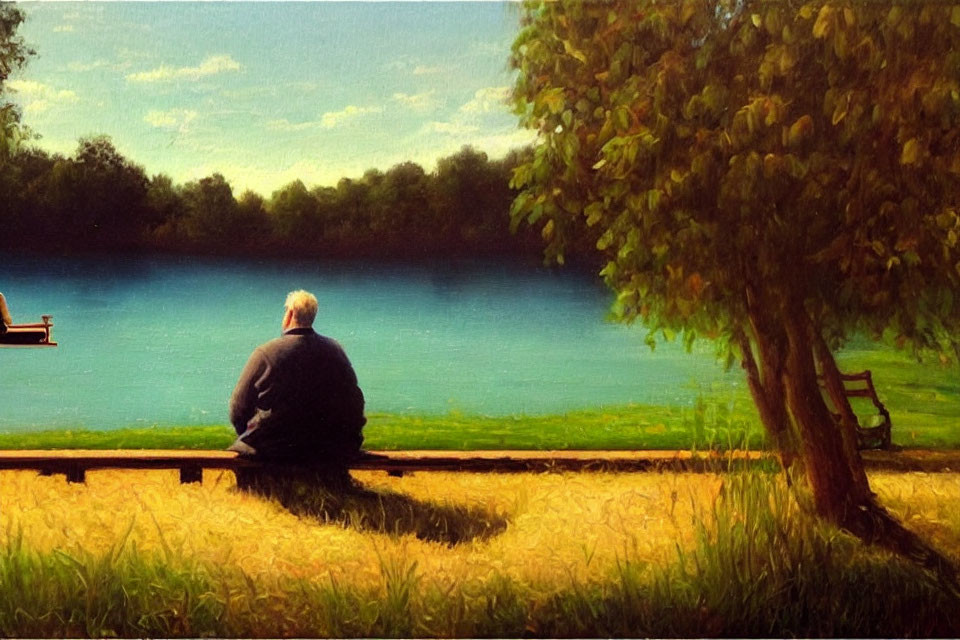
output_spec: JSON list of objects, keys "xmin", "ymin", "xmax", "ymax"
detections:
[{"xmin": 229, "ymin": 327, "xmax": 365, "ymax": 461}]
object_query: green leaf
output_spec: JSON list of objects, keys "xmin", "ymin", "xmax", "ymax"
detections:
[
  {"xmin": 813, "ymin": 6, "xmax": 833, "ymax": 39},
  {"xmin": 541, "ymin": 219, "xmax": 555, "ymax": 240},
  {"xmin": 644, "ymin": 332, "xmax": 657, "ymax": 352},
  {"xmin": 528, "ymin": 202, "xmax": 544, "ymax": 225},
  {"xmin": 614, "ymin": 107, "xmax": 631, "ymax": 131},
  {"xmin": 831, "ymin": 94, "xmax": 849, "ymax": 125},
  {"xmin": 585, "ymin": 202, "xmax": 604, "ymax": 226},
  {"xmin": 562, "ymin": 39, "xmax": 588, "ymax": 64},
  {"xmin": 542, "ymin": 89, "xmax": 566, "ymax": 115},
  {"xmin": 936, "ymin": 211, "xmax": 956, "ymax": 229},
  {"xmin": 787, "ymin": 115, "xmax": 814, "ymax": 147},
  {"xmin": 900, "ymin": 138, "xmax": 920, "ymax": 165},
  {"xmin": 683, "ymin": 330, "xmax": 696, "ymax": 352},
  {"xmin": 647, "ymin": 189, "xmax": 662, "ymax": 212},
  {"xmin": 596, "ymin": 228, "xmax": 614, "ymax": 250}
]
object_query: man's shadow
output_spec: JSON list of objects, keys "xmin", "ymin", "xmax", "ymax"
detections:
[{"xmin": 233, "ymin": 468, "xmax": 509, "ymax": 546}]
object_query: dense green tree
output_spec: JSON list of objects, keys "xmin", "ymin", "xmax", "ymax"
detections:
[
  {"xmin": 178, "ymin": 173, "xmax": 239, "ymax": 245},
  {"xmin": 0, "ymin": 2, "xmax": 31, "ymax": 161},
  {"xmin": 0, "ymin": 2, "xmax": 32, "ymax": 237},
  {"xmin": 3, "ymin": 140, "xmax": 536, "ymax": 258},
  {"xmin": 372, "ymin": 161, "xmax": 432, "ymax": 242},
  {"xmin": 510, "ymin": 0, "xmax": 960, "ymax": 577},
  {"xmin": 269, "ymin": 179, "xmax": 321, "ymax": 245},
  {"xmin": 333, "ymin": 176, "xmax": 373, "ymax": 243},
  {"xmin": 147, "ymin": 173, "xmax": 187, "ymax": 247},
  {"xmin": 69, "ymin": 136, "xmax": 150, "ymax": 247},
  {"xmin": 433, "ymin": 146, "xmax": 512, "ymax": 246},
  {"xmin": 235, "ymin": 189, "xmax": 270, "ymax": 245},
  {"xmin": 11, "ymin": 137, "xmax": 149, "ymax": 248}
]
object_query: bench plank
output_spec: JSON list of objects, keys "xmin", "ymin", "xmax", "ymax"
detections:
[
  {"xmin": 0, "ymin": 449, "xmax": 769, "ymax": 482},
  {"xmin": 0, "ymin": 450, "xmax": 957, "ymax": 481}
]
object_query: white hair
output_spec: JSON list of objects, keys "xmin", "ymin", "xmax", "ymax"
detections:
[{"xmin": 285, "ymin": 290, "xmax": 318, "ymax": 327}]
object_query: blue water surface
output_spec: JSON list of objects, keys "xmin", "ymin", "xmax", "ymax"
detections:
[{"xmin": 1, "ymin": 253, "xmax": 741, "ymax": 431}]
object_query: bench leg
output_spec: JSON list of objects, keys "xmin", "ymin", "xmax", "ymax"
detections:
[
  {"xmin": 66, "ymin": 466, "xmax": 85, "ymax": 483},
  {"xmin": 179, "ymin": 465, "xmax": 203, "ymax": 484}
]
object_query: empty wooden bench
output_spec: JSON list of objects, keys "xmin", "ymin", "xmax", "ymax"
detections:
[
  {"xmin": 0, "ymin": 449, "xmax": 771, "ymax": 483},
  {"xmin": 820, "ymin": 369, "xmax": 892, "ymax": 450}
]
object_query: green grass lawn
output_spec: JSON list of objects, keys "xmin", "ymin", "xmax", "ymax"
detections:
[{"xmin": 0, "ymin": 342, "xmax": 956, "ymax": 451}]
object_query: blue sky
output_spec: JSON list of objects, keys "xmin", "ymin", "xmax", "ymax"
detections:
[{"xmin": 8, "ymin": 2, "xmax": 534, "ymax": 195}]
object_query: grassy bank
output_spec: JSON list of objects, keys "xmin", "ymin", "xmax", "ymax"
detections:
[
  {"xmin": 0, "ymin": 396, "xmax": 956, "ymax": 451},
  {"xmin": 0, "ymin": 402, "xmax": 761, "ymax": 451},
  {"xmin": 1, "ymin": 468, "xmax": 958, "ymax": 636}
]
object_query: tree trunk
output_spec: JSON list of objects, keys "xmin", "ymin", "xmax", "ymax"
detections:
[
  {"xmin": 736, "ymin": 328, "xmax": 797, "ymax": 469},
  {"xmin": 812, "ymin": 332, "xmax": 873, "ymax": 501},
  {"xmin": 779, "ymin": 302, "xmax": 960, "ymax": 592},
  {"xmin": 740, "ymin": 285, "xmax": 799, "ymax": 468},
  {"xmin": 781, "ymin": 305, "xmax": 873, "ymax": 521}
]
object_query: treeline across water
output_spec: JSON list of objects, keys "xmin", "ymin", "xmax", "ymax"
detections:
[{"xmin": 0, "ymin": 136, "xmax": 543, "ymax": 259}]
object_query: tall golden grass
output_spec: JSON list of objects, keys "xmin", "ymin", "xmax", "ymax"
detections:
[
  {"xmin": 1, "ymin": 467, "xmax": 958, "ymax": 636},
  {"xmin": 1, "ymin": 469, "xmax": 723, "ymax": 590}
]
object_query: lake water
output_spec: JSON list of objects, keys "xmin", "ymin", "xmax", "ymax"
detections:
[{"xmin": 1, "ymin": 253, "xmax": 742, "ymax": 431}]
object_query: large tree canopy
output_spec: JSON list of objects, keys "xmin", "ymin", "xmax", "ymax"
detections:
[
  {"xmin": 0, "ymin": 2, "xmax": 31, "ymax": 159},
  {"xmin": 510, "ymin": 0, "xmax": 960, "ymax": 576}
]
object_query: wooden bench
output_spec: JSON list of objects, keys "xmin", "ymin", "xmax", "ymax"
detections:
[
  {"xmin": 2, "ymin": 449, "xmax": 955, "ymax": 482},
  {"xmin": 820, "ymin": 370, "xmax": 892, "ymax": 450},
  {"xmin": 0, "ymin": 449, "xmax": 770, "ymax": 484},
  {"xmin": 0, "ymin": 315, "xmax": 58, "ymax": 347}
]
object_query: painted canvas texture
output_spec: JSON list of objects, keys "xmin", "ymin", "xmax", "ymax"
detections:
[{"xmin": 1, "ymin": 1, "xmax": 960, "ymax": 637}]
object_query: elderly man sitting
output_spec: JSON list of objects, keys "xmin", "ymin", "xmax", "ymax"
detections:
[{"xmin": 228, "ymin": 290, "xmax": 366, "ymax": 486}]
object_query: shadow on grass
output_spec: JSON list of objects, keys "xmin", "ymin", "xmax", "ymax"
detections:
[{"xmin": 233, "ymin": 468, "xmax": 508, "ymax": 546}]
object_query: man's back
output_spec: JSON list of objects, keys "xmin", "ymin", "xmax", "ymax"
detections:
[{"xmin": 229, "ymin": 327, "xmax": 366, "ymax": 462}]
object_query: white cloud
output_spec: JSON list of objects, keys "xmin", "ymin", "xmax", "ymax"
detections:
[
  {"xmin": 467, "ymin": 128, "xmax": 538, "ymax": 158},
  {"xmin": 422, "ymin": 120, "xmax": 480, "ymax": 136},
  {"xmin": 413, "ymin": 64, "xmax": 446, "ymax": 76},
  {"xmin": 264, "ymin": 105, "xmax": 384, "ymax": 133},
  {"xmin": 53, "ymin": 25, "xmax": 75, "ymax": 33},
  {"xmin": 68, "ymin": 59, "xmax": 135, "ymax": 74},
  {"xmin": 24, "ymin": 100, "xmax": 53, "ymax": 115},
  {"xmin": 392, "ymin": 91, "xmax": 438, "ymax": 113},
  {"xmin": 459, "ymin": 86, "xmax": 511, "ymax": 115},
  {"xmin": 418, "ymin": 87, "xmax": 514, "ymax": 140},
  {"xmin": 126, "ymin": 55, "xmax": 242, "ymax": 83},
  {"xmin": 7, "ymin": 80, "xmax": 79, "ymax": 114},
  {"xmin": 144, "ymin": 108, "xmax": 198, "ymax": 133},
  {"xmin": 472, "ymin": 40, "xmax": 508, "ymax": 58},
  {"xmin": 320, "ymin": 105, "xmax": 382, "ymax": 129},
  {"xmin": 221, "ymin": 86, "xmax": 274, "ymax": 100},
  {"xmin": 67, "ymin": 60, "xmax": 106, "ymax": 72},
  {"xmin": 287, "ymin": 81, "xmax": 321, "ymax": 93},
  {"xmin": 265, "ymin": 118, "xmax": 319, "ymax": 133},
  {"xmin": 7, "ymin": 80, "xmax": 77, "ymax": 101}
]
